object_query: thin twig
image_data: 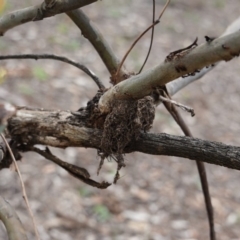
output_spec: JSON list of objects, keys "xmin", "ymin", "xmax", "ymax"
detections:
[
  {"xmin": 0, "ymin": 54, "xmax": 105, "ymax": 89},
  {"xmin": 138, "ymin": 0, "xmax": 156, "ymax": 74},
  {"xmin": 33, "ymin": 146, "xmax": 90, "ymax": 179},
  {"xmin": 159, "ymin": 95, "xmax": 195, "ymax": 116},
  {"xmin": 0, "ymin": 134, "xmax": 40, "ymax": 240},
  {"xmin": 161, "ymin": 88, "xmax": 215, "ymax": 240},
  {"xmin": 115, "ymin": 0, "xmax": 171, "ymax": 78},
  {"xmin": 67, "ymin": 9, "xmax": 123, "ymax": 78}
]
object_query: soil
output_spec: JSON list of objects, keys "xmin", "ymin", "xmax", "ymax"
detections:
[{"xmin": 0, "ymin": 0, "xmax": 240, "ymax": 239}]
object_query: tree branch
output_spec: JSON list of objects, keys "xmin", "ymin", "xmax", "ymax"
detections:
[
  {"xmin": 131, "ymin": 133, "xmax": 240, "ymax": 171},
  {"xmin": 28, "ymin": 146, "xmax": 110, "ymax": 189},
  {"xmin": 66, "ymin": 9, "xmax": 126, "ymax": 78},
  {"xmin": 99, "ymin": 30, "xmax": 240, "ymax": 112},
  {"xmin": 166, "ymin": 65, "xmax": 216, "ymax": 96},
  {"xmin": 7, "ymin": 108, "xmax": 240, "ymax": 171},
  {"xmin": 0, "ymin": 54, "xmax": 105, "ymax": 89},
  {"xmin": 166, "ymin": 16, "xmax": 240, "ymax": 96},
  {"xmin": 0, "ymin": 0, "xmax": 97, "ymax": 36}
]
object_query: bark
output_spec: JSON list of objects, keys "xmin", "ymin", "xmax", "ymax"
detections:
[
  {"xmin": 7, "ymin": 108, "xmax": 240, "ymax": 171},
  {"xmin": 0, "ymin": 0, "xmax": 97, "ymax": 35},
  {"xmin": 99, "ymin": 30, "xmax": 240, "ymax": 113},
  {"xmin": 67, "ymin": 10, "xmax": 125, "ymax": 77}
]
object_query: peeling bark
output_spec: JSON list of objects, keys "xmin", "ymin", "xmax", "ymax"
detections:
[{"xmin": 6, "ymin": 108, "xmax": 240, "ymax": 171}]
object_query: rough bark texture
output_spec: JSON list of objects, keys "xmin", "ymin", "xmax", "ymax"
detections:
[
  {"xmin": 7, "ymin": 108, "xmax": 240, "ymax": 171},
  {"xmin": 130, "ymin": 133, "xmax": 240, "ymax": 170},
  {"xmin": 0, "ymin": 0, "xmax": 97, "ymax": 35}
]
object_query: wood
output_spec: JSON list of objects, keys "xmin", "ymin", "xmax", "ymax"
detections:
[{"xmin": 7, "ymin": 108, "xmax": 240, "ymax": 171}]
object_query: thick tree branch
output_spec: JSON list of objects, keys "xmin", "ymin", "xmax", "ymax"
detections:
[
  {"xmin": 8, "ymin": 109, "xmax": 102, "ymax": 148},
  {"xmin": 131, "ymin": 133, "xmax": 240, "ymax": 171},
  {"xmin": 67, "ymin": 9, "xmax": 125, "ymax": 78},
  {"xmin": 166, "ymin": 16, "xmax": 240, "ymax": 96},
  {"xmin": 0, "ymin": 0, "xmax": 97, "ymax": 36},
  {"xmin": 99, "ymin": 30, "xmax": 240, "ymax": 112},
  {"xmin": 7, "ymin": 109, "xmax": 240, "ymax": 171}
]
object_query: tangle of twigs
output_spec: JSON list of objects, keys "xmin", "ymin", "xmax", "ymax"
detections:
[{"xmin": 115, "ymin": 0, "xmax": 171, "ymax": 78}]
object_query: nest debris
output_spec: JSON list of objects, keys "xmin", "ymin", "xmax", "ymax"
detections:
[
  {"xmin": 101, "ymin": 96, "xmax": 155, "ymax": 154},
  {"xmin": 75, "ymin": 92, "xmax": 155, "ymax": 184},
  {"xmin": 99, "ymin": 96, "xmax": 155, "ymax": 183}
]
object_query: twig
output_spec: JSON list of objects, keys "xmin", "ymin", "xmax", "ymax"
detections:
[
  {"xmin": 33, "ymin": 146, "xmax": 90, "ymax": 179},
  {"xmin": 0, "ymin": 134, "xmax": 40, "ymax": 240},
  {"xmin": 113, "ymin": 154, "xmax": 125, "ymax": 184},
  {"xmin": 97, "ymin": 151, "xmax": 106, "ymax": 175},
  {"xmin": 29, "ymin": 146, "xmax": 111, "ymax": 189},
  {"xmin": 115, "ymin": 0, "xmax": 171, "ymax": 78},
  {"xmin": 159, "ymin": 95, "xmax": 195, "ymax": 116},
  {"xmin": 161, "ymin": 88, "xmax": 215, "ymax": 240},
  {"xmin": 0, "ymin": 54, "xmax": 105, "ymax": 89},
  {"xmin": 138, "ymin": 0, "xmax": 156, "ymax": 74},
  {"xmin": 99, "ymin": 29, "xmax": 240, "ymax": 113},
  {"xmin": 67, "ymin": 9, "xmax": 124, "ymax": 78},
  {"xmin": 0, "ymin": 195, "xmax": 28, "ymax": 240}
]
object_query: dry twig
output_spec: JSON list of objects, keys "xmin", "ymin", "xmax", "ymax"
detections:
[
  {"xmin": 160, "ymin": 88, "xmax": 215, "ymax": 240},
  {"xmin": 0, "ymin": 54, "xmax": 105, "ymax": 89},
  {"xmin": 159, "ymin": 95, "xmax": 195, "ymax": 116},
  {"xmin": 138, "ymin": 0, "xmax": 156, "ymax": 74},
  {"xmin": 29, "ymin": 146, "xmax": 111, "ymax": 189},
  {"xmin": 0, "ymin": 134, "xmax": 40, "ymax": 240},
  {"xmin": 115, "ymin": 0, "xmax": 171, "ymax": 79}
]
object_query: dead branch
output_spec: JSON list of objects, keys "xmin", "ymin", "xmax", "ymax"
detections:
[
  {"xmin": 28, "ymin": 146, "xmax": 110, "ymax": 189},
  {"xmin": 0, "ymin": 54, "xmax": 105, "ymax": 89},
  {"xmin": 6, "ymin": 108, "xmax": 240, "ymax": 171},
  {"xmin": 159, "ymin": 95, "xmax": 195, "ymax": 116},
  {"xmin": 138, "ymin": 0, "xmax": 156, "ymax": 74},
  {"xmin": 161, "ymin": 90, "xmax": 215, "ymax": 240}
]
